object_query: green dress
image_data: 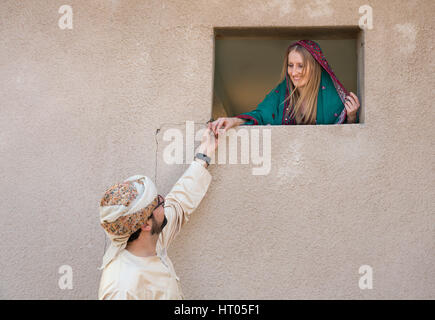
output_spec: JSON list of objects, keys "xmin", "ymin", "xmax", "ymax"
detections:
[{"xmin": 235, "ymin": 40, "xmax": 359, "ymax": 125}]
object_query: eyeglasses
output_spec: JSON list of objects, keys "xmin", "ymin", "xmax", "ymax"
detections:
[{"xmin": 148, "ymin": 195, "xmax": 164, "ymax": 220}]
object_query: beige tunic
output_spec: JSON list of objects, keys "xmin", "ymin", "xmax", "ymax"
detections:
[{"xmin": 98, "ymin": 160, "xmax": 212, "ymax": 300}]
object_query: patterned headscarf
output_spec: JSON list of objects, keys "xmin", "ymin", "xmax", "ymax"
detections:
[
  {"xmin": 99, "ymin": 175, "xmax": 159, "ymax": 269},
  {"xmin": 284, "ymin": 40, "xmax": 349, "ymax": 124}
]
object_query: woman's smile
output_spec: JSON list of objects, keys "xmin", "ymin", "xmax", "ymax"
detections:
[
  {"xmin": 288, "ymin": 50, "xmax": 308, "ymax": 88},
  {"xmin": 291, "ymin": 74, "xmax": 304, "ymax": 86}
]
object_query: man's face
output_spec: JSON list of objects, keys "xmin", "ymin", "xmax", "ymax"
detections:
[{"xmin": 150, "ymin": 195, "xmax": 167, "ymax": 235}]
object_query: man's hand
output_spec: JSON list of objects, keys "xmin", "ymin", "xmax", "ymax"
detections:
[{"xmin": 196, "ymin": 127, "xmax": 218, "ymax": 157}]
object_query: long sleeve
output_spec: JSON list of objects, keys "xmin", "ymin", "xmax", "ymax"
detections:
[
  {"xmin": 100, "ymin": 287, "xmax": 169, "ymax": 300},
  {"xmin": 100, "ymin": 289, "xmax": 139, "ymax": 300},
  {"xmin": 235, "ymin": 81, "xmax": 284, "ymax": 125},
  {"xmin": 160, "ymin": 160, "xmax": 212, "ymax": 249}
]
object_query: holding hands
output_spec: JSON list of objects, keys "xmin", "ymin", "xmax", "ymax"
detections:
[
  {"xmin": 208, "ymin": 92, "xmax": 360, "ymax": 128},
  {"xmin": 196, "ymin": 127, "xmax": 219, "ymax": 158},
  {"xmin": 208, "ymin": 117, "xmax": 245, "ymax": 135}
]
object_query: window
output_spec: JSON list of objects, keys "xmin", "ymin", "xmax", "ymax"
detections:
[{"xmin": 212, "ymin": 27, "xmax": 364, "ymax": 123}]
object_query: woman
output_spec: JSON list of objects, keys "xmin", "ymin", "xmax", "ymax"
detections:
[{"xmin": 210, "ymin": 40, "xmax": 360, "ymax": 133}]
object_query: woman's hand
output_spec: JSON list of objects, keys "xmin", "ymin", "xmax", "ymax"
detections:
[
  {"xmin": 209, "ymin": 117, "xmax": 245, "ymax": 135},
  {"xmin": 345, "ymin": 92, "xmax": 360, "ymax": 123}
]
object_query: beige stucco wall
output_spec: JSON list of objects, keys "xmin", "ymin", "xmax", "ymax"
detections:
[{"xmin": 0, "ymin": 0, "xmax": 434, "ymax": 299}]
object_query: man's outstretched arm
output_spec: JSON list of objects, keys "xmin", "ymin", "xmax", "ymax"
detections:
[{"xmin": 160, "ymin": 128, "xmax": 218, "ymax": 249}]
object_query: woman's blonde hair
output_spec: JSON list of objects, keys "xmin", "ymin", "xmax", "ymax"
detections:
[{"xmin": 280, "ymin": 45, "xmax": 321, "ymax": 124}]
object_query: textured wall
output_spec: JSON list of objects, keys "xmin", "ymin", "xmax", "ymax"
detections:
[{"xmin": 0, "ymin": 0, "xmax": 434, "ymax": 299}]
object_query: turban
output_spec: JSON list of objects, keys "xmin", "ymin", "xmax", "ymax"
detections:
[{"xmin": 99, "ymin": 175, "xmax": 158, "ymax": 270}]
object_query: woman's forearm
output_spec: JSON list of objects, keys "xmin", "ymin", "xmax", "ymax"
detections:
[
  {"xmin": 346, "ymin": 115, "xmax": 357, "ymax": 123},
  {"xmin": 235, "ymin": 118, "xmax": 247, "ymax": 126}
]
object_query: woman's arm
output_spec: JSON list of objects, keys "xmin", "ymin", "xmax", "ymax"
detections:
[
  {"xmin": 210, "ymin": 82, "xmax": 283, "ymax": 133},
  {"xmin": 346, "ymin": 115, "xmax": 357, "ymax": 124},
  {"xmin": 210, "ymin": 117, "xmax": 246, "ymax": 134}
]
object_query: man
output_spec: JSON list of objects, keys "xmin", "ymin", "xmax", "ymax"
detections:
[{"xmin": 98, "ymin": 127, "xmax": 218, "ymax": 299}]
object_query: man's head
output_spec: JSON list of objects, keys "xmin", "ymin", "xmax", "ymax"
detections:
[
  {"xmin": 127, "ymin": 194, "xmax": 167, "ymax": 243},
  {"xmin": 99, "ymin": 175, "xmax": 164, "ymax": 268}
]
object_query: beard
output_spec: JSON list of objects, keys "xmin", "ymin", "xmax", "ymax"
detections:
[{"xmin": 151, "ymin": 215, "xmax": 168, "ymax": 235}]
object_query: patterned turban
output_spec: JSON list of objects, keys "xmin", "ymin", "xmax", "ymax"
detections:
[{"xmin": 99, "ymin": 175, "xmax": 158, "ymax": 269}]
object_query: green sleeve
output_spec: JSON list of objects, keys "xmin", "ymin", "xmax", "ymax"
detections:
[{"xmin": 236, "ymin": 84, "xmax": 281, "ymax": 125}]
